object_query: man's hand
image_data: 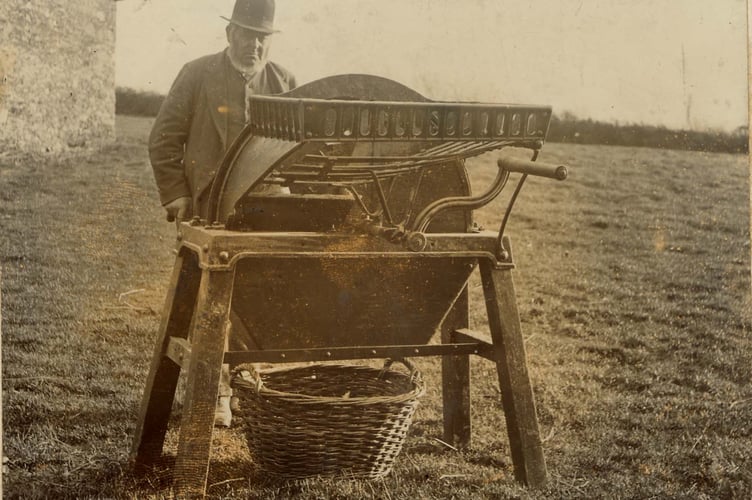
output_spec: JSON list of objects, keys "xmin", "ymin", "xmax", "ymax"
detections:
[{"xmin": 164, "ymin": 196, "xmax": 192, "ymax": 223}]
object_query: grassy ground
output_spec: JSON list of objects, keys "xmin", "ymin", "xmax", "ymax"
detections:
[{"xmin": 2, "ymin": 115, "xmax": 751, "ymax": 499}]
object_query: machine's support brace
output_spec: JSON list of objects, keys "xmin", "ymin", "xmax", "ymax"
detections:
[
  {"xmin": 479, "ymin": 259, "xmax": 547, "ymax": 487},
  {"xmin": 130, "ymin": 251, "xmax": 236, "ymax": 498},
  {"xmin": 441, "ymin": 287, "xmax": 472, "ymax": 447},
  {"xmin": 131, "ymin": 252, "xmax": 201, "ymax": 470},
  {"xmin": 172, "ymin": 268, "xmax": 235, "ymax": 497}
]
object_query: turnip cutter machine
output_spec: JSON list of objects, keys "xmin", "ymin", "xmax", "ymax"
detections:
[{"xmin": 131, "ymin": 75, "xmax": 568, "ymax": 497}]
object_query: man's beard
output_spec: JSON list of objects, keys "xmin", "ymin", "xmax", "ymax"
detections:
[
  {"xmin": 228, "ymin": 47, "xmax": 268, "ymax": 77},
  {"xmin": 239, "ymin": 58, "xmax": 266, "ymax": 76}
]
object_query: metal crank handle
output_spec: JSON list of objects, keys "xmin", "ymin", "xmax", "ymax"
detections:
[{"xmin": 497, "ymin": 156, "xmax": 568, "ymax": 181}]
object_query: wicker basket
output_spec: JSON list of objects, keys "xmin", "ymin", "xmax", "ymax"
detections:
[{"xmin": 231, "ymin": 359, "xmax": 425, "ymax": 479}]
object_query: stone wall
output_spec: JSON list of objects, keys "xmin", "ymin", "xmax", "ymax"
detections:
[{"xmin": 0, "ymin": 0, "xmax": 116, "ymax": 153}]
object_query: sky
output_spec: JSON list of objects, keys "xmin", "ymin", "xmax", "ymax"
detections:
[{"xmin": 115, "ymin": 0, "xmax": 749, "ymax": 132}]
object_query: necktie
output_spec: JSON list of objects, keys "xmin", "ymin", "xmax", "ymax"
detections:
[
  {"xmin": 242, "ymin": 72, "xmax": 257, "ymax": 125},
  {"xmin": 244, "ymin": 80, "xmax": 253, "ymax": 124}
]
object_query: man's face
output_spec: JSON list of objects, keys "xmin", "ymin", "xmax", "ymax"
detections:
[{"xmin": 227, "ymin": 24, "xmax": 272, "ymax": 72}]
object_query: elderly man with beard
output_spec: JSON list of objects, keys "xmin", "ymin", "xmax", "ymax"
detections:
[
  {"xmin": 148, "ymin": 0, "xmax": 296, "ymax": 426},
  {"xmin": 150, "ymin": 0, "xmax": 296, "ymax": 223}
]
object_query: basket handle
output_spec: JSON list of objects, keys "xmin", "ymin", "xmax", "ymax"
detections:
[
  {"xmin": 234, "ymin": 359, "xmax": 422, "ymax": 391},
  {"xmin": 379, "ymin": 358, "xmax": 421, "ymax": 385},
  {"xmin": 232, "ymin": 365, "xmax": 264, "ymax": 393}
]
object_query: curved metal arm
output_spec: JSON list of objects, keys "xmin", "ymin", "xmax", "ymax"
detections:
[{"xmin": 409, "ymin": 165, "xmax": 510, "ymax": 233}]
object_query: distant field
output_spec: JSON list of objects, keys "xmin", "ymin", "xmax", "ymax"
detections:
[{"xmin": 2, "ymin": 115, "xmax": 750, "ymax": 498}]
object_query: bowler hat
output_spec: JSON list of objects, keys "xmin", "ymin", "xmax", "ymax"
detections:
[{"xmin": 221, "ymin": 0, "xmax": 279, "ymax": 34}]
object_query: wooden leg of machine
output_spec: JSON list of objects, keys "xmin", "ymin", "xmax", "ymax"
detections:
[
  {"xmin": 173, "ymin": 268, "xmax": 236, "ymax": 498},
  {"xmin": 479, "ymin": 260, "xmax": 547, "ymax": 488},
  {"xmin": 441, "ymin": 287, "xmax": 471, "ymax": 448},
  {"xmin": 131, "ymin": 251, "xmax": 202, "ymax": 471}
]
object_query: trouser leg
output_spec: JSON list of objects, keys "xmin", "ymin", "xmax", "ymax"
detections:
[
  {"xmin": 218, "ymin": 364, "xmax": 232, "ymax": 397},
  {"xmin": 218, "ymin": 333, "xmax": 232, "ymax": 398}
]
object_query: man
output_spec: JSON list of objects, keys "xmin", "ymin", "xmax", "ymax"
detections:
[
  {"xmin": 149, "ymin": 0, "xmax": 296, "ymax": 426},
  {"xmin": 150, "ymin": 0, "xmax": 296, "ymax": 222}
]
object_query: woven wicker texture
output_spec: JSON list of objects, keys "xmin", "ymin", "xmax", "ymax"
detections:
[{"xmin": 232, "ymin": 360, "xmax": 425, "ymax": 479}]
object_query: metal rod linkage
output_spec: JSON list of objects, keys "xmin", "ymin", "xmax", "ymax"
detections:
[{"xmin": 410, "ymin": 166, "xmax": 511, "ymax": 233}]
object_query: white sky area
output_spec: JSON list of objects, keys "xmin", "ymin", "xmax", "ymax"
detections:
[{"xmin": 116, "ymin": 0, "xmax": 748, "ymax": 132}]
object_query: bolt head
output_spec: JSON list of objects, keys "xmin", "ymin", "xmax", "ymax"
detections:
[{"xmin": 406, "ymin": 233, "xmax": 427, "ymax": 252}]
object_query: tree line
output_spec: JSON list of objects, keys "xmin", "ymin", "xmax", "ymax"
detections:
[
  {"xmin": 547, "ymin": 112, "xmax": 747, "ymax": 154},
  {"xmin": 116, "ymin": 87, "xmax": 748, "ymax": 154}
]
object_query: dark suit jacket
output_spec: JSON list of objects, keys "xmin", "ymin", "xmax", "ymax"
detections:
[{"xmin": 149, "ymin": 50, "xmax": 296, "ymax": 216}]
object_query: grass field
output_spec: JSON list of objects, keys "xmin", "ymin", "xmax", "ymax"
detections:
[{"xmin": 2, "ymin": 115, "xmax": 751, "ymax": 499}]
